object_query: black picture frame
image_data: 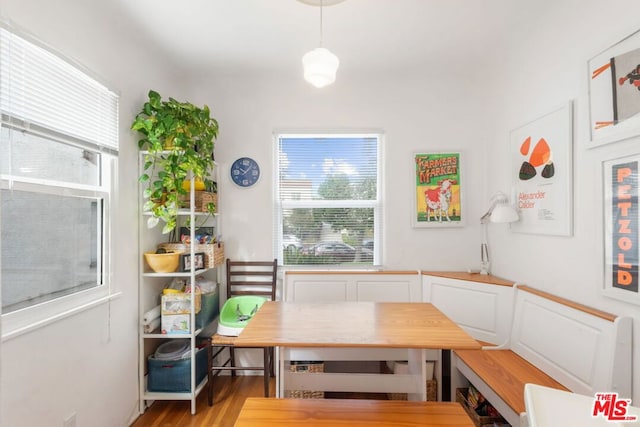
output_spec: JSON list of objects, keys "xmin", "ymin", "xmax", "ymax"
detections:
[{"xmin": 180, "ymin": 252, "xmax": 206, "ymax": 272}]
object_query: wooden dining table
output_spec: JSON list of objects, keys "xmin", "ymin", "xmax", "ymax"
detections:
[
  {"xmin": 234, "ymin": 301, "xmax": 481, "ymax": 400},
  {"xmin": 235, "ymin": 397, "xmax": 476, "ymax": 426}
]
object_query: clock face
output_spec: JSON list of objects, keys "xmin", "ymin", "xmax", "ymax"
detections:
[{"xmin": 230, "ymin": 157, "xmax": 260, "ymax": 187}]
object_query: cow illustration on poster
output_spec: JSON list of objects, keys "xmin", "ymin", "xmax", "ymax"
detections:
[{"xmin": 413, "ymin": 152, "xmax": 463, "ymax": 228}]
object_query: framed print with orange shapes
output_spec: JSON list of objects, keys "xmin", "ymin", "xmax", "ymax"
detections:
[{"xmin": 510, "ymin": 102, "xmax": 573, "ymax": 236}]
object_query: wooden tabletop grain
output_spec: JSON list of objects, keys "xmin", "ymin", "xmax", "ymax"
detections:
[
  {"xmin": 235, "ymin": 398, "xmax": 475, "ymax": 426},
  {"xmin": 233, "ymin": 301, "xmax": 481, "ymax": 350}
]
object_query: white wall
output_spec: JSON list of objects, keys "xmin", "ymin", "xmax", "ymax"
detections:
[
  {"xmin": 0, "ymin": 1, "xmax": 186, "ymax": 426},
  {"xmin": 185, "ymin": 64, "xmax": 495, "ymax": 270},
  {"xmin": 485, "ymin": 0, "xmax": 640, "ymax": 403}
]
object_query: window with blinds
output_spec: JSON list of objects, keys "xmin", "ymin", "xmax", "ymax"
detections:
[
  {"xmin": 275, "ymin": 133, "xmax": 382, "ymax": 266},
  {"xmin": 0, "ymin": 25, "xmax": 118, "ymax": 335}
]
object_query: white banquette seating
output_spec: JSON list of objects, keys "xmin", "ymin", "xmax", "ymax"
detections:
[{"xmin": 423, "ymin": 272, "xmax": 632, "ymax": 427}]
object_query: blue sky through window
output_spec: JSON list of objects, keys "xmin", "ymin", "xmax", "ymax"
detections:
[{"xmin": 279, "ymin": 136, "xmax": 377, "ymax": 198}]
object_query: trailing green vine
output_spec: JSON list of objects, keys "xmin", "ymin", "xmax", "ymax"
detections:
[{"xmin": 131, "ymin": 90, "xmax": 218, "ymax": 234}]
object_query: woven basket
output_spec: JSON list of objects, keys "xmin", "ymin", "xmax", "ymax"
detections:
[
  {"xmin": 385, "ymin": 360, "xmax": 438, "ymax": 401},
  {"xmin": 285, "ymin": 361, "xmax": 324, "ymax": 399},
  {"xmin": 456, "ymin": 388, "xmax": 506, "ymax": 427},
  {"xmin": 158, "ymin": 242, "xmax": 224, "ymax": 268},
  {"xmin": 389, "ymin": 379, "xmax": 437, "ymax": 401},
  {"xmin": 179, "ymin": 191, "xmax": 217, "ymax": 213}
]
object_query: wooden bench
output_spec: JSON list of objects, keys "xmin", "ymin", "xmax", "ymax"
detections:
[
  {"xmin": 452, "ymin": 285, "xmax": 632, "ymax": 427},
  {"xmin": 234, "ymin": 397, "xmax": 475, "ymax": 426}
]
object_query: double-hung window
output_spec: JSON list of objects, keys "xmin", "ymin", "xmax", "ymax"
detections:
[
  {"xmin": 275, "ymin": 133, "xmax": 382, "ymax": 266},
  {"xmin": 0, "ymin": 26, "xmax": 119, "ymax": 338}
]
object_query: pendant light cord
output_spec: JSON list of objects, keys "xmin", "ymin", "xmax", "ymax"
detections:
[{"xmin": 319, "ymin": 0, "xmax": 324, "ymax": 47}]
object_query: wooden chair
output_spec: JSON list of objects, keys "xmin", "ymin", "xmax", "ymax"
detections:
[{"xmin": 207, "ymin": 259, "xmax": 278, "ymax": 406}]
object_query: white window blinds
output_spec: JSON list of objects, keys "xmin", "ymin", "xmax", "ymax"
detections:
[
  {"xmin": 0, "ymin": 26, "xmax": 119, "ymax": 152},
  {"xmin": 275, "ymin": 133, "xmax": 382, "ymax": 266}
]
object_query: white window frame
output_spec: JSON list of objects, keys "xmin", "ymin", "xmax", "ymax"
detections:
[
  {"xmin": 0, "ymin": 24, "xmax": 120, "ymax": 340},
  {"xmin": 273, "ymin": 132, "xmax": 384, "ymax": 268}
]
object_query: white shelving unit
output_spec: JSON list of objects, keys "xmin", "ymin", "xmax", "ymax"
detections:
[{"xmin": 138, "ymin": 152, "xmax": 220, "ymax": 415}]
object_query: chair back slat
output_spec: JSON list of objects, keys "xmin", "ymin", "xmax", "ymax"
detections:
[
  {"xmin": 229, "ymin": 271, "xmax": 275, "ymax": 277},
  {"xmin": 230, "ymin": 290, "xmax": 274, "ymax": 297},
  {"xmin": 226, "ymin": 258, "xmax": 278, "ymax": 300}
]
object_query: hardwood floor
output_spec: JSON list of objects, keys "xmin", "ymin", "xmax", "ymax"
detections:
[
  {"xmin": 130, "ymin": 376, "xmax": 390, "ymax": 426},
  {"xmin": 131, "ymin": 376, "xmax": 274, "ymax": 427}
]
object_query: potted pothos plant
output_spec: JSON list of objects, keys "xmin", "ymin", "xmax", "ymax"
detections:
[{"xmin": 131, "ymin": 90, "xmax": 219, "ymax": 234}]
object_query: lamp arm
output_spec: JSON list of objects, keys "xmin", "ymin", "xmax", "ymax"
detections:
[
  {"xmin": 480, "ymin": 221, "xmax": 490, "ymax": 275},
  {"xmin": 480, "ymin": 199, "xmax": 498, "ymax": 224}
]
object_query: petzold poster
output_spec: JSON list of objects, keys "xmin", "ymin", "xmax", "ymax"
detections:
[{"xmin": 604, "ymin": 155, "xmax": 640, "ymax": 303}]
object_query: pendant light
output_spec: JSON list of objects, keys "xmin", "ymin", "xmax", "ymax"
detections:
[{"xmin": 302, "ymin": 0, "xmax": 340, "ymax": 88}]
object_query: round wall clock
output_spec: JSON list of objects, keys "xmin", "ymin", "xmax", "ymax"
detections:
[{"xmin": 230, "ymin": 157, "xmax": 260, "ymax": 187}]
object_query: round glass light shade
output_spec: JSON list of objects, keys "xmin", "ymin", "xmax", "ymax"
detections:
[
  {"xmin": 490, "ymin": 204, "xmax": 519, "ymax": 223},
  {"xmin": 302, "ymin": 47, "xmax": 339, "ymax": 88}
]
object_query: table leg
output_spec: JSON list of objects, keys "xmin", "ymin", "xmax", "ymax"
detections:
[
  {"xmin": 441, "ymin": 349, "xmax": 451, "ymax": 402},
  {"xmin": 276, "ymin": 346, "xmax": 283, "ymax": 398},
  {"xmin": 406, "ymin": 349, "xmax": 427, "ymax": 401}
]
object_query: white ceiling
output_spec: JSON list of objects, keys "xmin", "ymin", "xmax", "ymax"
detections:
[{"xmin": 113, "ymin": 0, "xmax": 533, "ymax": 75}]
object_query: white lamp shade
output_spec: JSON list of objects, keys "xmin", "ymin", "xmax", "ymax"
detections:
[
  {"xmin": 302, "ymin": 47, "xmax": 339, "ymax": 88},
  {"xmin": 490, "ymin": 204, "xmax": 519, "ymax": 223}
]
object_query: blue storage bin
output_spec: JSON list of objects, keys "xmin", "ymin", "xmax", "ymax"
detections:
[
  {"xmin": 147, "ymin": 345, "xmax": 208, "ymax": 392},
  {"xmin": 196, "ymin": 287, "xmax": 220, "ymax": 330}
]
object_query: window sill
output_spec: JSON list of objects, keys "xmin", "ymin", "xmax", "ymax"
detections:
[
  {"xmin": 281, "ymin": 265, "xmax": 383, "ymax": 272},
  {"xmin": 1, "ymin": 289, "xmax": 122, "ymax": 342}
]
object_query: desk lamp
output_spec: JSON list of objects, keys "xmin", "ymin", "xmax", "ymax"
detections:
[{"xmin": 480, "ymin": 192, "xmax": 519, "ymax": 275}]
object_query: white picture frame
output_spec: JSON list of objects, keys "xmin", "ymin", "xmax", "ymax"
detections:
[
  {"xmin": 602, "ymin": 154, "xmax": 640, "ymax": 305},
  {"xmin": 412, "ymin": 152, "xmax": 464, "ymax": 228},
  {"xmin": 510, "ymin": 102, "xmax": 573, "ymax": 236},
  {"xmin": 588, "ymin": 28, "xmax": 640, "ymax": 147}
]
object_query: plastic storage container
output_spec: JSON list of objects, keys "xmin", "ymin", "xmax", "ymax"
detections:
[
  {"xmin": 195, "ymin": 287, "xmax": 220, "ymax": 330},
  {"xmin": 147, "ymin": 343, "xmax": 208, "ymax": 392}
]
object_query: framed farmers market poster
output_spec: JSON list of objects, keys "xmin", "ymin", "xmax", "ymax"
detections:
[{"xmin": 413, "ymin": 152, "xmax": 463, "ymax": 228}]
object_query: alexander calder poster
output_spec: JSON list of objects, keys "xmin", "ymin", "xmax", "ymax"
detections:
[{"xmin": 510, "ymin": 103, "xmax": 573, "ymax": 236}]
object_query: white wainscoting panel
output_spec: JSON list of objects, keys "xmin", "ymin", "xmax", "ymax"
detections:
[
  {"xmin": 422, "ymin": 273, "xmax": 515, "ymax": 345},
  {"xmin": 284, "ymin": 271, "xmax": 421, "ymax": 303}
]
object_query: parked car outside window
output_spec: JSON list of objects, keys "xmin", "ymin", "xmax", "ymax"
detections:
[
  {"xmin": 282, "ymin": 234, "xmax": 303, "ymax": 252},
  {"xmin": 302, "ymin": 242, "xmax": 356, "ymax": 262}
]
